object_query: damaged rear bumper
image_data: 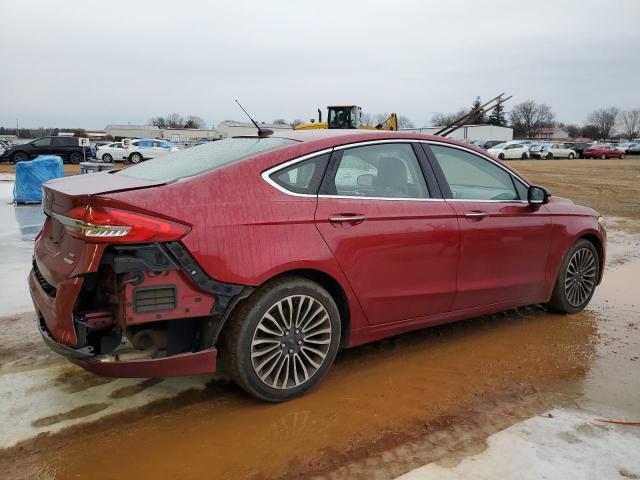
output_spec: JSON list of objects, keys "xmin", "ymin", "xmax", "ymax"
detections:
[{"xmin": 36, "ymin": 313, "xmax": 217, "ymax": 377}]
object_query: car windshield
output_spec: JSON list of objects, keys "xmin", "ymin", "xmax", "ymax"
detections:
[
  {"xmin": 491, "ymin": 143, "xmax": 507, "ymax": 150},
  {"xmin": 120, "ymin": 137, "xmax": 297, "ymax": 182}
]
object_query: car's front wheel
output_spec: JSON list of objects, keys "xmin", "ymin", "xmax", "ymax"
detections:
[
  {"xmin": 221, "ymin": 276, "xmax": 341, "ymax": 402},
  {"xmin": 568, "ymin": 153, "xmax": 575, "ymax": 159},
  {"xmin": 521, "ymin": 152, "xmax": 528, "ymax": 159},
  {"xmin": 547, "ymin": 239, "xmax": 599, "ymax": 314},
  {"xmin": 498, "ymin": 153, "xmax": 505, "ymax": 160},
  {"xmin": 12, "ymin": 151, "xmax": 28, "ymax": 163},
  {"xmin": 600, "ymin": 153, "xmax": 607, "ymax": 159},
  {"xmin": 546, "ymin": 152, "xmax": 554, "ymax": 159},
  {"xmin": 102, "ymin": 153, "xmax": 113, "ymax": 162},
  {"xmin": 620, "ymin": 153, "xmax": 626, "ymax": 159}
]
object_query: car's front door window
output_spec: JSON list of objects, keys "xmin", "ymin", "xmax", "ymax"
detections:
[
  {"xmin": 32, "ymin": 138, "xmax": 51, "ymax": 147},
  {"xmin": 429, "ymin": 144, "xmax": 519, "ymax": 201},
  {"xmin": 323, "ymin": 143, "xmax": 429, "ymax": 199}
]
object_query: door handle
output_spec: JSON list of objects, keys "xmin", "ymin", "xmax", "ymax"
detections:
[
  {"xmin": 463, "ymin": 211, "xmax": 489, "ymax": 221},
  {"xmin": 329, "ymin": 214, "xmax": 367, "ymax": 226}
]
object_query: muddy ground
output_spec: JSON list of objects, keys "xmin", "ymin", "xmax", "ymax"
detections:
[{"xmin": 0, "ymin": 159, "xmax": 639, "ymax": 479}]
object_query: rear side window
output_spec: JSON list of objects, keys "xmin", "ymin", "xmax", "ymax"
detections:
[
  {"xmin": 270, "ymin": 154, "xmax": 329, "ymax": 195},
  {"xmin": 121, "ymin": 137, "xmax": 297, "ymax": 181},
  {"xmin": 429, "ymin": 145, "xmax": 519, "ymax": 201}
]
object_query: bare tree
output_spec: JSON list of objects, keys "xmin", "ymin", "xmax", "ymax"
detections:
[
  {"xmin": 165, "ymin": 112, "xmax": 184, "ymax": 128},
  {"xmin": 361, "ymin": 112, "xmax": 374, "ymax": 125},
  {"xmin": 431, "ymin": 108, "xmax": 468, "ymax": 127},
  {"xmin": 508, "ymin": 100, "xmax": 555, "ymax": 139},
  {"xmin": 290, "ymin": 119, "xmax": 304, "ymax": 128},
  {"xmin": 149, "ymin": 116, "xmax": 166, "ymax": 128},
  {"xmin": 587, "ymin": 107, "xmax": 619, "ymax": 140},
  {"xmin": 183, "ymin": 116, "xmax": 206, "ymax": 129},
  {"xmin": 397, "ymin": 115, "xmax": 415, "ymax": 129},
  {"xmin": 619, "ymin": 109, "xmax": 640, "ymax": 140},
  {"xmin": 272, "ymin": 119, "xmax": 288, "ymax": 125}
]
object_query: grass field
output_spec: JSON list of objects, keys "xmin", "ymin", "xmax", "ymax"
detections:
[{"xmin": 2, "ymin": 158, "xmax": 638, "ymax": 229}]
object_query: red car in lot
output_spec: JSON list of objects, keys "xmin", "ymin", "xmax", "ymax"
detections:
[
  {"xmin": 30, "ymin": 130, "xmax": 606, "ymax": 401},
  {"xmin": 583, "ymin": 144, "xmax": 626, "ymax": 159}
]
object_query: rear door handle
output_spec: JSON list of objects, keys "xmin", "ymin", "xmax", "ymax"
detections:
[
  {"xmin": 463, "ymin": 210, "xmax": 489, "ymax": 221},
  {"xmin": 329, "ymin": 214, "xmax": 367, "ymax": 226}
]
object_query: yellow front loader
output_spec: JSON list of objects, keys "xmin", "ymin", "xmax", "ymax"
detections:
[{"xmin": 294, "ymin": 105, "xmax": 398, "ymax": 131}]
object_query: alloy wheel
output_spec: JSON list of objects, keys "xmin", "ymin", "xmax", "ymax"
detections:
[
  {"xmin": 564, "ymin": 248, "xmax": 597, "ymax": 307},
  {"xmin": 251, "ymin": 295, "xmax": 332, "ymax": 390}
]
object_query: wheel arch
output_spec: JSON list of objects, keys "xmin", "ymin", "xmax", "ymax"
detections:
[
  {"xmin": 266, "ymin": 268, "xmax": 351, "ymax": 348},
  {"xmin": 578, "ymin": 233, "xmax": 605, "ymax": 284}
]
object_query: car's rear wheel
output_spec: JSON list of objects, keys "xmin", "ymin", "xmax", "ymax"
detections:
[
  {"xmin": 12, "ymin": 151, "xmax": 28, "ymax": 163},
  {"xmin": 129, "ymin": 152, "xmax": 143, "ymax": 164},
  {"xmin": 69, "ymin": 152, "xmax": 83, "ymax": 164},
  {"xmin": 221, "ymin": 276, "xmax": 341, "ymax": 402},
  {"xmin": 102, "ymin": 153, "xmax": 113, "ymax": 162},
  {"xmin": 521, "ymin": 152, "xmax": 528, "ymax": 159},
  {"xmin": 546, "ymin": 152, "xmax": 554, "ymax": 159},
  {"xmin": 547, "ymin": 239, "xmax": 599, "ymax": 314},
  {"xmin": 600, "ymin": 153, "xmax": 607, "ymax": 159}
]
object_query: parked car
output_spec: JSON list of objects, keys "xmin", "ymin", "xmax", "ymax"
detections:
[
  {"xmin": 531, "ymin": 143, "xmax": 577, "ymax": 159},
  {"xmin": 627, "ymin": 143, "xmax": 640, "ymax": 155},
  {"xmin": 487, "ymin": 142, "xmax": 530, "ymax": 159},
  {"xmin": 123, "ymin": 138, "xmax": 181, "ymax": 163},
  {"xmin": 583, "ymin": 144, "xmax": 626, "ymax": 159},
  {"xmin": 96, "ymin": 142, "xmax": 125, "ymax": 162},
  {"xmin": 563, "ymin": 141, "xmax": 592, "ymax": 159},
  {"xmin": 482, "ymin": 140, "xmax": 504, "ymax": 149},
  {"xmin": 0, "ymin": 136, "xmax": 93, "ymax": 164},
  {"xmin": 30, "ymin": 131, "xmax": 606, "ymax": 402},
  {"xmin": 615, "ymin": 142, "xmax": 635, "ymax": 154}
]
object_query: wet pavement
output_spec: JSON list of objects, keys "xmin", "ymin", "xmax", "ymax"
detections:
[{"xmin": 0, "ymin": 179, "xmax": 638, "ymax": 479}]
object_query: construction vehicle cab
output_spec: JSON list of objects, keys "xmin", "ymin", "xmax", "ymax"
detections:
[{"xmin": 327, "ymin": 105, "xmax": 362, "ymax": 129}]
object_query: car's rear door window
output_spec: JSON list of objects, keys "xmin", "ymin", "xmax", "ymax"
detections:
[
  {"xmin": 428, "ymin": 144, "xmax": 521, "ymax": 201},
  {"xmin": 320, "ymin": 143, "xmax": 429, "ymax": 199},
  {"xmin": 121, "ymin": 137, "xmax": 296, "ymax": 181}
]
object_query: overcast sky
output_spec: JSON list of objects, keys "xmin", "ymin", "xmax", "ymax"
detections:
[{"xmin": 0, "ymin": 0, "xmax": 638, "ymax": 130}]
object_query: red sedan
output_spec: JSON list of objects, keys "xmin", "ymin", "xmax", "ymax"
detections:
[
  {"xmin": 30, "ymin": 130, "xmax": 606, "ymax": 401},
  {"xmin": 583, "ymin": 144, "xmax": 626, "ymax": 159}
]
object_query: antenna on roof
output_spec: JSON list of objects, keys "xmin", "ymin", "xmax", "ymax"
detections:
[{"xmin": 234, "ymin": 99, "xmax": 273, "ymax": 138}]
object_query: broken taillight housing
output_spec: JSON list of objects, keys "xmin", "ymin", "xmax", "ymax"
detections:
[{"xmin": 62, "ymin": 206, "xmax": 190, "ymax": 243}]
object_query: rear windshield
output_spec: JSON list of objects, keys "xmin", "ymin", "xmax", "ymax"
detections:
[{"xmin": 119, "ymin": 137, "xmax": 296, "ymax": 181}]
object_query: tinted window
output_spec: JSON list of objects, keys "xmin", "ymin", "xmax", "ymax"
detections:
[
  {"xmin": 32, "ymin": 137, "xmax": 51, "ymax": 147},
  {"xmin": 270, "ymin": 154, "xmax": 329, "ymax": 195},
  {"xmin": 430, "ymin": 145, "xmax": 519, "ymax": 201},
  {"xmin": 121, "ymin": 137, "xmax": 296, "ymax": 182},
  {"xmin": 138, "ymin": 140, "xmax": 153, "ymax": 148},
  {"xmin": 323, "ymin": 143, "xmax": 429, "ymax": 199}
]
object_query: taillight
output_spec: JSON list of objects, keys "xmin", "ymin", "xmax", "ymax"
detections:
[{"xmin": 63, "ymin": 205, "xmax": 190, "ymax": 243}]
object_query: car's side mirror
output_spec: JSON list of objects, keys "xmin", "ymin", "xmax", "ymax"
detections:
[{"xmin": 528, "ymin": 185, "xmax": 550, "ymax": 205}]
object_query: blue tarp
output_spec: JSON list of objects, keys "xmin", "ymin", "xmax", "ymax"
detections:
[{"xmin": 13, "ymin": 155, "xmax": 64, "ymax": 204}]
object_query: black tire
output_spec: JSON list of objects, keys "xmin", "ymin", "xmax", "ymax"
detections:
[
  {"xmin": 221, "ymin": 276, "xmax": 341, "ymax": 402},
  {"xmin": 546, "ymin": 152, "xmax": 554, "ymax": 160},
  {"xmin": 498, "ymin": 153, "xmax": 505, "ymax": 160},
  {"xmin": 12, "ymin": 151, "xmax": 28, "ymax": 163},
  {"xmin": 568, "ymin": 153, "xmax": 575, "ymax": 159},
  {"xmin": 521, "ymin": 152, "xmax": 528, "ymax": 159},
  {"xmin": 102, "ymin": 153, "xmax": 113, "ymax": 162},
  {"xmin": 129, "ymin": 152, "xmax": 143, "ymax": 164},
  {"xmin": 69, "ymin": 151, "xmax": 83, "ymax": 164},
  {"xmin": 546, "ymin": 239, "xmax": 600, "ymax": 314}
]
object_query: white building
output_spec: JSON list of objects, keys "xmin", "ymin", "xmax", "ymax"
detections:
[
  {"xmin": 161, "ymin": 128, "xmax": 223, "ymax": 143},
  {"xmin": 404, "ymin": 124, "xmax": 513, "ymax": 142},
  {"xmin": 217, "ymin": 121, "xmax": 292, "ymax": 138},
  {"xmin": 105, "ymin": 124, "xmax": 162, "ymax": 140}
]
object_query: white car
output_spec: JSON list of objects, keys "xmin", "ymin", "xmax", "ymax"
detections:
[
  {"xmin": 537, "ymin": 143, "xmax": 577, "ymax": 159},
  {"xmin": 487, "ymin": 142, "xmax": 530, "ymax": 160},
  {"xmin": 123, "ymin": 139, "xmax": 181, "ymax": 163},
  {"xmin": 96, "ymin": 142, "xmax": 125, "ymax": 162}
]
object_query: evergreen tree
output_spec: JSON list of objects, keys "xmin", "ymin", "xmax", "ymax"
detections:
[
  {"xmin": 470, "ymin": 96, "xmax": 485, "ymax": 124},
  {"xmin": 488, "ymin": 103, "xmax": 507, "ymax": 127}
]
